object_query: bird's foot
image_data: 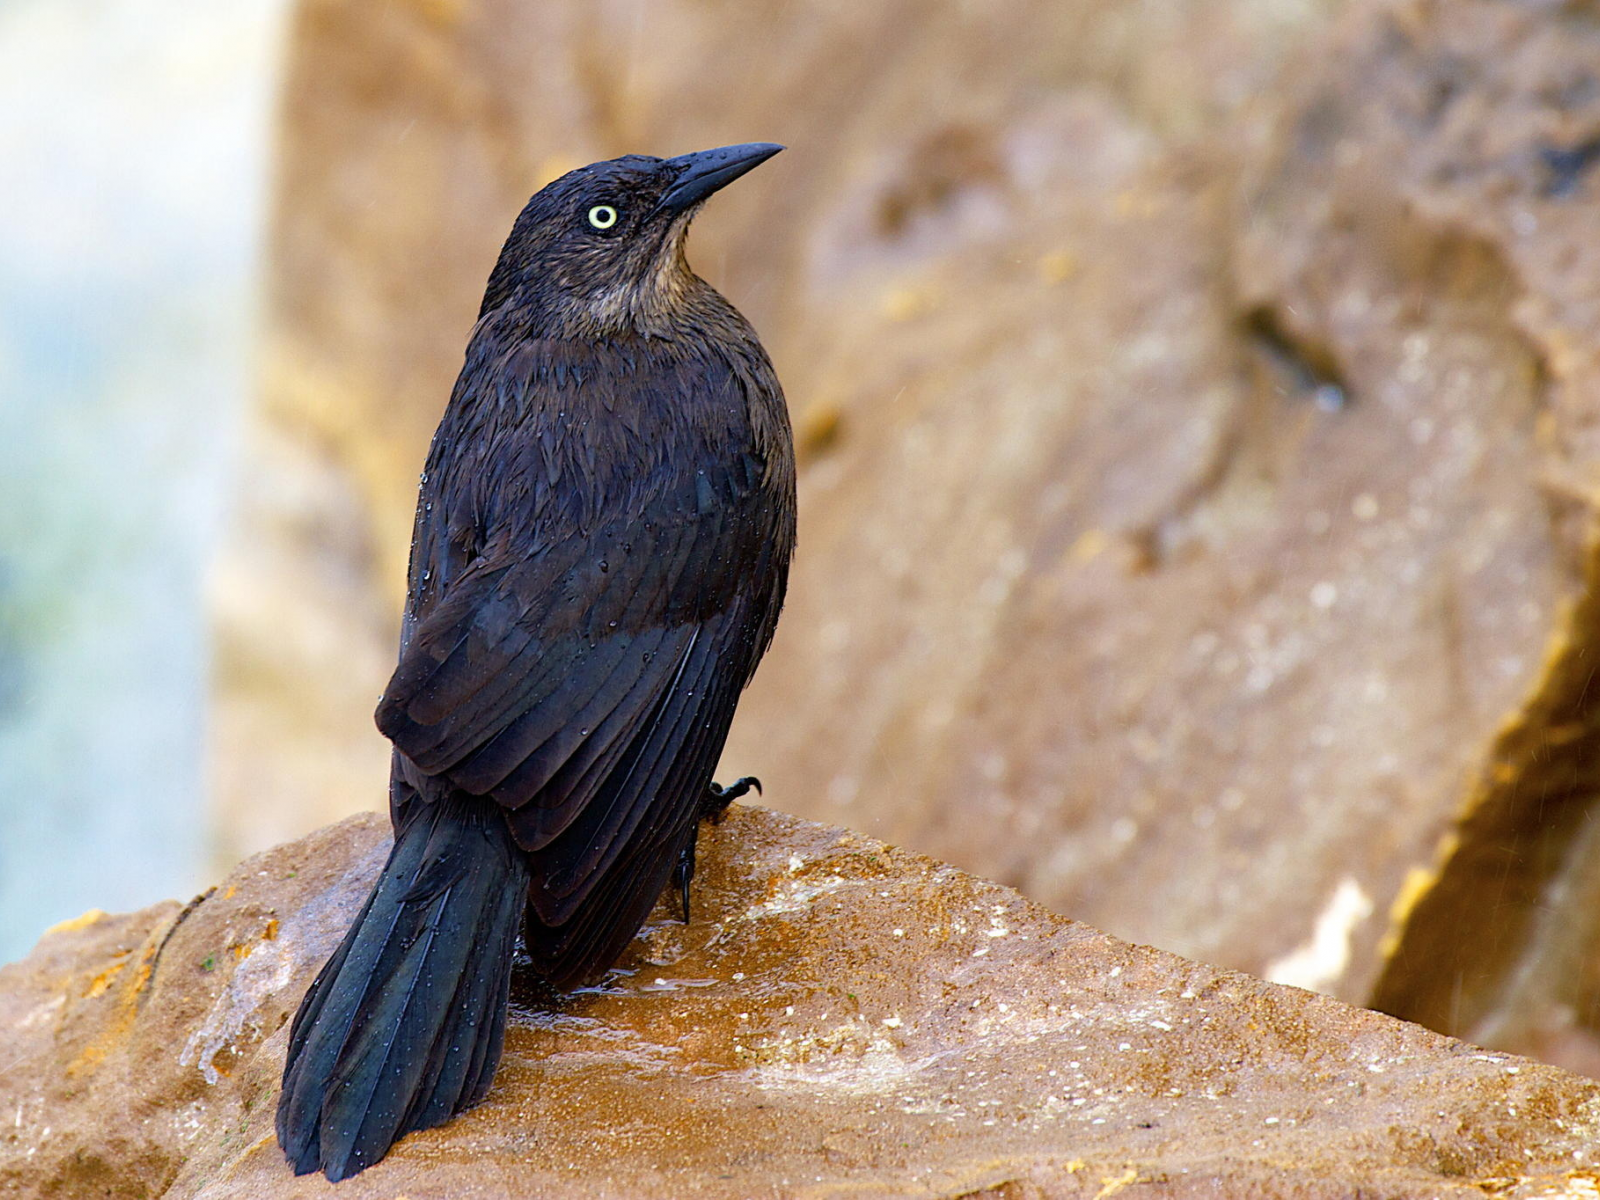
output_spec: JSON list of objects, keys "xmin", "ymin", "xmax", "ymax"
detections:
[
  {"xmin": 676, "ymin": 777, "xmax": 763, "ymax": 923},
  {"xmin": 704, "ymin": 775, "xmax": 761, "ymax": 820}
]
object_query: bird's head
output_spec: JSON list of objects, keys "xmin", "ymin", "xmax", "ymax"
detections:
[{"xmin": 481, "ymin": 142, "xmax": 783, "ymax": 336}]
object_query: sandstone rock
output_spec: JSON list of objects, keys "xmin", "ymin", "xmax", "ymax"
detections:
[
  {"xmin": 5, "ymin": 807, "xmax": 1600, "ymax": 1198},
  {"xmin": 218, "ymin": 0, "xmax": 1600, "ymax": 1075}
]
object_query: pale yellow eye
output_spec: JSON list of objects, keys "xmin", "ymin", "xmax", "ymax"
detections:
[{"xmin": 587, "ymin": 204, "xmax": 618, "ymax": 229}]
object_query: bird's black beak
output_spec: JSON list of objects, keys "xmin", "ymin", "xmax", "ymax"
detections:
[{"xmin": 657, "ymin": 143, "xmax": 784, "ymax": 213}]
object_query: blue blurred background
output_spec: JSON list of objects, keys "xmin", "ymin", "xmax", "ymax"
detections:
[{"xmin": 0, "ymin": 0, "xmax": 287, "ymax": 960}]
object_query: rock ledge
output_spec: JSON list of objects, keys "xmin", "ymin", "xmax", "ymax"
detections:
[{"xmin": 3, "ymin": 806, "xmax": 1599, "ymax": 1199}]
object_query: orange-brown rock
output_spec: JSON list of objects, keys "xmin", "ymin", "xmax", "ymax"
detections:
[
  {"xmin": 5, "ymin": 807, "xmax": 1600, "ymax": 1198},
  {"xmin": 218, "ymin": 0, "xmax": 1600, "ymax": 1076}
]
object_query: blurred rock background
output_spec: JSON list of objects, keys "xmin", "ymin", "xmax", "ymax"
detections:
[{"xmin": 7, "ymin": 0, "xmax": 1600, "ymax": 1087}]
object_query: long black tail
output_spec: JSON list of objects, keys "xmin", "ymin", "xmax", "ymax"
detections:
[{"xmin": 276, "ymin": 795, "xmax": 529, "ymax": 1181}]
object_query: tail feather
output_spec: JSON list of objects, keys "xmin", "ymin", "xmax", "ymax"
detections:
[
  {"xmin": 403, "ymin": 871, "xmax": 523, "ymax": 1132},
  {"xmin": 277, "ymin": 796, "xmax": 528, "ymax": 1181},
  {"xmin": 279, "ymin": 824, "xmax": 437, "ymax": 1173}
]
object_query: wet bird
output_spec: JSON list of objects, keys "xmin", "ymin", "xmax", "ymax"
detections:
[{"xmin": 276, "ymin": 143, "xmax": 794, "ymax": 1181}]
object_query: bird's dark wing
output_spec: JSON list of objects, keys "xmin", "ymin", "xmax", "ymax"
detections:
[{"xmin": 517, "ymin": 594, "xmax": 759, "ymax": 987}]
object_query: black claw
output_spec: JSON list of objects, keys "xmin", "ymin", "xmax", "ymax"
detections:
[
  {"xmin": 675, "ymin": 848, "xmax": 692, "ymax": 923},
  {"xmin": 706, "ymin": 775, "xmax": 761, "ymax": 819},
  {"xmin": 676, "ymin": 825, "xmax": 698, "ymax": 924}
]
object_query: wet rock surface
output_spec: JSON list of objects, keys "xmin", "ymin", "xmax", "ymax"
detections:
[{"xmin": 5, "ymin": 807, "xmax": 1600, "ymax": 1198}]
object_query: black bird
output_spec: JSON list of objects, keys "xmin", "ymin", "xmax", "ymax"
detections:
[{"xmin": 276, "ymin": 143, "xmax": 794, "ymax": 1181}]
